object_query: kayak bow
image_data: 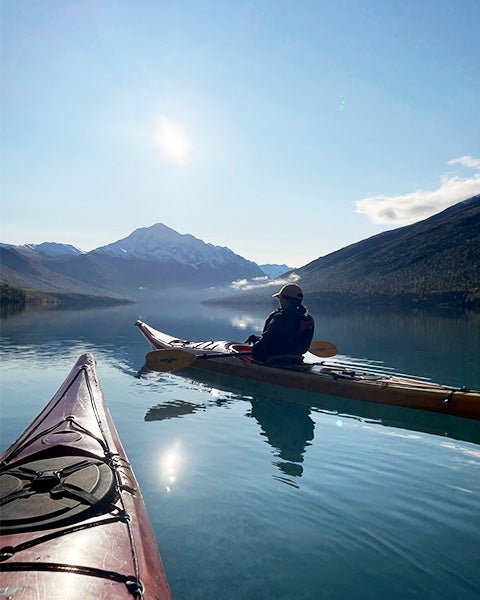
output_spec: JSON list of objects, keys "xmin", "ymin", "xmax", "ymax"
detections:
[
  {"xmin": 135, "ymin": 320, "xmax": 480, "ymax": 421},
  {"xmin": 0, "ymin": 353, "xmax": 172, "ymax": 600}
]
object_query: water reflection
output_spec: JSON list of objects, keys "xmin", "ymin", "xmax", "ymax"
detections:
[
  {"xmin": 145, "ymin": 385, "xmax": 239, "ymax": 422},
  {"xmin": 247, "ymin": 398, "xmax": 314, "ymax": 479},
  {"xmin": 1, "ymin": 303, "xmax": 26, "ymax": 320},
  {"xmin": 159, "ymin": 441, "xmax": 182, "ymax": 493},
  {"xmin": 144, "ymin": 391, "xmax": 316, "ymax": 486},
  {"xmin": 146, "ymin": 400, "xmax": 203, "ymax": 421},
  {"xmin": 229, "ymin": 313, "xmax": 264, "ymax": 333},
  {"xmin": 142, "ymin": 366, "xmax": 479, "ymax": 486}
]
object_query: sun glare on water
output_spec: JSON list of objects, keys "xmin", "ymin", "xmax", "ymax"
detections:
[{"xmin": 153, "ymin": 116, "xmax": 193, "ymax": 166}]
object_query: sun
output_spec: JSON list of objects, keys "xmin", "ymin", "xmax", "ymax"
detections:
[{"xmin": 153, "ymin": 117, "xmax": 193, "ymax": 166}]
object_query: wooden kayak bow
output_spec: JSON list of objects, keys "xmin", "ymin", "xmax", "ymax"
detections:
[{"xmin": 146, "ymin": 340, "xmax": 338, "ymax": 373}]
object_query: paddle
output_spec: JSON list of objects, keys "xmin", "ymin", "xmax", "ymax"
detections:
[
  {"xmin": 146, "ymin": 339, "xmax": 338, "ymax": 372},
  {"xmin": 309, "ymin": 340, "xmax": 338, "ymax": 357},
  {"xmin": 147, "ymin": 349, "xmax": 198, "ymax": 372}
]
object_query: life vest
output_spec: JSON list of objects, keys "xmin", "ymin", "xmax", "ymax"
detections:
[
  {"xmin": 252, "ymin": 307, "xmax": 315, "ymax": 362},
  {"xmin": 293, "ymin": 313, "xmax": 315, "ymax": 354}
]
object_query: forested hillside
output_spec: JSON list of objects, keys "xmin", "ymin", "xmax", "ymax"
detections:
[{"xmin": 212, "ymin": 195, "xmax": 480, "ymax": 308}]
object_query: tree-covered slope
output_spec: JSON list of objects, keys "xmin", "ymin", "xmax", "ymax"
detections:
[{"xmin": 297, "ymin": 195, "xmax": 480, "ymax": 306}]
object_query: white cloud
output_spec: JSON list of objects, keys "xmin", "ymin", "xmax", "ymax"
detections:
[
  {"xmin": 447, "ymin": 155, "xmax": 480, "ymax": 170},
  {"xmin": 355, "ymin": 157, "xmax": 480, "ymax": 225}
]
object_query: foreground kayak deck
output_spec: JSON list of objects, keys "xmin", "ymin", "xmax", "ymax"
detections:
[
  {"xmin": 0, "ymin": 353, "xmax": 172, "ymax": 600},
  {"xmin": 135, "ymin": 320, "xmax": 480, "ymax": 421}
]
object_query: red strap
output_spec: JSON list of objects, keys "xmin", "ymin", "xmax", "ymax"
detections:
[{"xmin": 231, "ymin": 344, "xmax": 253, "ymax": 354}]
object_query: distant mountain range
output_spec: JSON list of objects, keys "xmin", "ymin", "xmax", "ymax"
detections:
[
  {"xmin": 0, "ymin": 224, "xmax": 293, "ymax": 305},
  {"xmin": 258, "ymin": 263, "xmax": 295, "ymax": 279},
  {"xmin": 22, "ymin": 242, "xmax": 83, "ymax": 258},
  {"xmin": 2, "ymin": 195, "xmax": 479, "ymax": 309},
  {"xmin": 218, "ymin": 194, "xmax": 480, "ymax": 308}
]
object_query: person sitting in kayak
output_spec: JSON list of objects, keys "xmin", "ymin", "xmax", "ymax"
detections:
[{"xmin": 245, "ymin": 284, "xmax": 315, "ymax": 363}]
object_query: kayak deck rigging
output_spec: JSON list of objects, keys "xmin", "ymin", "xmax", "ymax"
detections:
[{"xmin": 0, "ymin": 353, "xmax": 172, "ymax": 600}]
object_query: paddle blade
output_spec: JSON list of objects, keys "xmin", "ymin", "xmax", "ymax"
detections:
[
  {"xmin": 146, "ymin": 349, "xmax": 196, "ymax": 372},
  {"xmin": 308, "ymin": 340, "xmax": 338, "ymax": 358}
]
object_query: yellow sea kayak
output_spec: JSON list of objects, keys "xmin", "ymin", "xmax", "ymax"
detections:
[{"xmin": 135, "ymin": 320, "xmax": 480, "ymax": 421}]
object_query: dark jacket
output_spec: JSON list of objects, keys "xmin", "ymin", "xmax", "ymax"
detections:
[{"xmin": 252, "ymin": 305, "xmax": 315, "ymax": 362}]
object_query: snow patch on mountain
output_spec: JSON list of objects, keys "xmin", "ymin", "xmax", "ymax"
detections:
[{"xmin": 0, "ymin": 242, "xmax": 83, "ymax": 258}]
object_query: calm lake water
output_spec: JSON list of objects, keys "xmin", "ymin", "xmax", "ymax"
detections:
[{"xmin": 1, "ymin": 298, "xmax": 480, "ymax": 599}]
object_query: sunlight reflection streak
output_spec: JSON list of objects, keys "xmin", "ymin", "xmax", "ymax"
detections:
[{"xmin": 160, "ymin": 442, "xmax": 182, "ymax": 493}]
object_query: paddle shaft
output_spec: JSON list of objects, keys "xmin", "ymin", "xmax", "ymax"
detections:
[
  {"xmin": 181, "ymin": 340, "xmax": 337, "ymax": 358},
  {"xmin": 146, "ymin": 339, "xmax": 337, "ymax": 372}
]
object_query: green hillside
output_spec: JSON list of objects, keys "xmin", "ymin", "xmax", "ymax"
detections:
[
  {"xmin": 210, "ymin": 195, "xmax": 480, "ymax": 309},
  {"xmin": 297, "ymin": 195, "xmax": 480, "ymax": 306}
]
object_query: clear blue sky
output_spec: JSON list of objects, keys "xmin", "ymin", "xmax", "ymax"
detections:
[{"xmin": 1, "ymin": 0, "xmax": 479, "ymax": 266}]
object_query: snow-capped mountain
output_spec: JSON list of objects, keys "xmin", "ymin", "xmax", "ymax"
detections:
[{"xmin": 93, "ymin": 223, "xmax": 255, "ymax": 269}]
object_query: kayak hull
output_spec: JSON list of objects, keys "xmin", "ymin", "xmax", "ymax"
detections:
[
  {"xmin": 135, "ymin": 320, "xmax": 480, "ymax": 421},
  {"xmin": 0, "ymin": 353, "xmax": 172, "ymax": 600}
]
